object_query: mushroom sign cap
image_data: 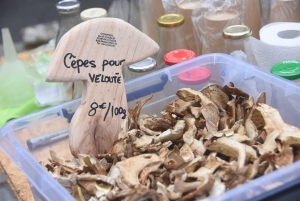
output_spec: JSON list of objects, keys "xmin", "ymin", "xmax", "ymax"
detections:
[
  {"xmin": 46, "ymin": 18, "xmax": 159, "ymax": 82},
  {"xmin": 46, "ymin": 18, "xmax": 159, "ymax": 157}
]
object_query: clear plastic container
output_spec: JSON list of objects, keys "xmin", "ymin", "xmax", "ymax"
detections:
[
  {"xmin": 259, "ymin": 0, "xmax": 300, "ymax": 27},
  {"xmin": 1, "ymin": 54, "xmax": 300, "ymax": 201}
]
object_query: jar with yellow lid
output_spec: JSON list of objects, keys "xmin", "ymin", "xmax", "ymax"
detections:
[
  {"xmin": 155, "ymin": 14, "xmax": 188, "ymax": 70},
  {"xmin": 223, "ymin": 25, "xmax": 252, "ymax": 58}
]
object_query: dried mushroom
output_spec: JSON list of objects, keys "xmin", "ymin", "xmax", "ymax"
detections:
[{"xmin": 43, "ymin": 83, "xmax": 300, "ymax": 201}]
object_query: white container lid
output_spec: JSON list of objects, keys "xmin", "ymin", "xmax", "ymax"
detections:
[{"xmin": 80, "ymin": 8, "xmax": 107, "ymax": 21}]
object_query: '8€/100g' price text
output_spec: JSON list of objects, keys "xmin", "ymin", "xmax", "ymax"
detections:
[{"xmin": 88, "ymin": 102, "xmax": 127, "ymax": 121}]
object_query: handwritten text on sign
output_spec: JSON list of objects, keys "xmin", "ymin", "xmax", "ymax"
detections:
[
  {"xmin": 62, "ymin": 33, "xmax": 127, "ymax": 120},
  {"xmin": 88, "ymin": 102, "xmax": 127, "ymax": 120}
]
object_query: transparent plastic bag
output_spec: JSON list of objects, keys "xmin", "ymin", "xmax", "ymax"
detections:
[
  {"xmin": 192, "ymin": 0, "xmax": 245, "ymax": 54},
  {"xmin": 108, "ymin": 0, "xmax": 141, "ymax": 30},
  {"xmin": 107, "ymin": 0, "xmax": 130, "ymax": 22},
  {"xmin": 161, "ymin": 0, "xmax": 203, "ymax": 54},
  {"xmin": 244, "ymin": 0, "xmax": 261, "ymax": 39},
  {"xmin": 177, "ymin": 0, "xmax": 203, "ymax": 54},
  {"xmin": 259, "ymin": 0, "xmax": 300, "ymax": 27},
  {"xmin": 139, "ymin": 0, "xmax": 166, "ymax": 43},
  {"xmin": 162, "ymin": 0, "xmax": 178, "ymax": 13},
  {"xmin": 28, "ymin": 40, "xmax": 73, "ymax": 106}
]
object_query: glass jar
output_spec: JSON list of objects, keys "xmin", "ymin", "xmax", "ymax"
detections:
[
  {"xmin": 155, "ymin": 14, "xmax": 188, "ymax": 70},
  {"xmin": 271, "ymin": 60, "xmax": 300, "ymax": 85},
  {"xmin": 123, "ymin": 57, "xmax": 157, "ymax": 82},
  {"xmin": 223, "ymin": 25, "xmax": 252, "ymax": 56},
  {"xmin": 55, "ymin": 0, "xmax": 81, "ymax": 48}
]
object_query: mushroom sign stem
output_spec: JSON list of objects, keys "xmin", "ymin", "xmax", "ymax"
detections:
[{"xmin": 46, "ymin": 18, "xmax": 159, "ymax": 157}]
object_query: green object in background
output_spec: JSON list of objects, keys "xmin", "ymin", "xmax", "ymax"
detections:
[
  {"xmin": 0, "ymin": 28, "xmax": 36, "ymax": 107},
  {"xmin": 271, "ymin": 60, "xmax": 300, "ymax": 80},
  {"xmin": 0, "ymin": 28, "xmax": 47, "ymax": 127},
  {"xmin": 0, "ymin": 98, "xmax": 46, "ymax": 128}
]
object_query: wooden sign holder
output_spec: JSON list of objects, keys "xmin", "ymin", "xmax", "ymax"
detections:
[{"xmin": 46, "ymin": 18, "xmax": 159, "ymax": 157}]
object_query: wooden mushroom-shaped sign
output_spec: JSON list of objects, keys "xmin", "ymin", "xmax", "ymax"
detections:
[{"xmin": 46, "ymin": 18, "xmax": 159, "ymax": 157}]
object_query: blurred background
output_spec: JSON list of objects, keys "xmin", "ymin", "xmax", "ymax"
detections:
[{"xmin": 0, "ymin": 0, "xmax": 112, "ymax": 56}]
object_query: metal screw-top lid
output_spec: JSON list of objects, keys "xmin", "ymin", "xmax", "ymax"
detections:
[
  {"xmin": 56, "ymin": 0, "xmax": 80, "ymax": 13},
  {"xmin": 80, "ymin": 8, "xmax": 107, "ymax": 21},
  {"xmin": 223, "ymin": 25, "xmax": 252, "ymax": 40},
  {"xmin": 157, "ymin": 14, "xmax": 184, "ymax": 28},
  {"xmin": 128, "ymin": 57, "xmax": 157, "ymax": 72}
]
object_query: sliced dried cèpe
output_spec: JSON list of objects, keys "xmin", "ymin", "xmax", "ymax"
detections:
[
  {"xmin": 109, "ymin": 154, "xmax": 162, "ymax": 186},
  {"xmin": 245, "ymin": 118, "xmax": 258, "ymax": 139},
  {"xmin": 79, "ymin": 154, "xmax": 107, "ymax": 175},
  {"xmin": 50, "ymin": 150, "xmax": 82, "ymax": 173},
  {"xmin": 153, "ymin": 120, "xmax": 186, "ymax": 144},
  {"xmin": 139, "ymin": 117, "xmax": 162, "ymax": 136},
  {"xmin": 200, "ymin": 83, "xmax": 231, "ymax": 109},
  {"xmin": 223, "ymin": 82, "xmax": 249, "ymax": 98},
  {"xmin": 139, "ymin": 161, "xmax": 163, "ymax": 184},
  {"xmin": 180, "ymin": 143, "xmax": 195, "ymax": 163},
  {"xmin": 190, "ymin": 106, "xmax": 202, "ymax": 119},
  {"xmin": 165, "ymin": 98, "xmax": 195, "ymax": 117},
  {"xmin": 163, "ymin": 146, "xmax": 186, "ymax": 170},
  {"xmin": 141, "ymin": 116, "xmax": 172, "ymax": 131},
  {"xmin": 178, "ymin": 173, "xmax": 215, "ymax": 201},
  {"xmin": 253, "ymin": 130, "xmax": 280, "ymax": 156},
  {"xmin": 206, "ymin": 137, "xmax": 257, "ymax": 163},
  {"xmin": 183, "ymin": 117, "xmax": 197, "ymax": 145},
  {"xmin": 176, "ymin": 88, "xmax": 220, "ymax": 132},
  {"xmin": 256, "ymin": 91, "xmax": 266, "ymax": 105},
  {"xmin": 255, "ymin": 104, "xmax": 300, "ymax": 147},
  {"xmin": 128, "ymin": 94, "xmax": 153, "ymax": 130},
  {"xmin": 133, "ymin": 135, "xmax": 154, "ymax": 149}
]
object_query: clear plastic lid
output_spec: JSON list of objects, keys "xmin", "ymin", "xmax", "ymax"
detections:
[{"xmin": 128, "ymin": 57, "xmax": 157, "ymax": 73}]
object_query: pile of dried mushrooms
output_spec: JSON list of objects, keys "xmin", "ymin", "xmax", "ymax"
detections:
[{"xmin": 42, "ymin": 82, "xmax": 300, "ymax": 201}]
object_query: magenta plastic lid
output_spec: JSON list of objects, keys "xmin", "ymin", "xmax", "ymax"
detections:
[
  {"xmin": 164, "ymin": 49, "xmax": 196, "ymax": 66},
  {"xmin": 177, "ymin": 67, "xmax": 211, "ymax": 85}
]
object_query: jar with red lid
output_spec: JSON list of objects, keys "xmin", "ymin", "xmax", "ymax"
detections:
[
  {"xmin": 164, "ymin": 49, "xmax": 211, "ymax": 87},
  {"xmin": 155, "ymin": 14, "xmax": 188, "ymax": 70},
  {"xmin": 164, "ymin": 49, "xmax": 196, "ymax": 66}
]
